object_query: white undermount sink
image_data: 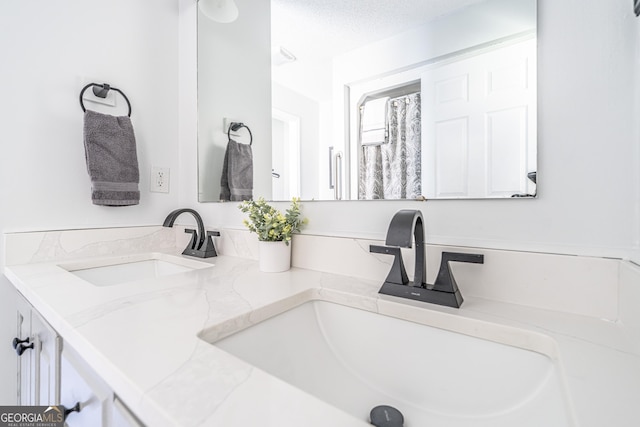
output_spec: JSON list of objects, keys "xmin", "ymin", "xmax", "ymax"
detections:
[
  {"xmin": 211, "ymin": 300, "xmax": 575, "ymax": 427},
  {"xmin": 59, "ymin": 253, "xmax": 211, "ymax": 286}
]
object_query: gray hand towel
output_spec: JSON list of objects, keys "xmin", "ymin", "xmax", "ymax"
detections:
[
  {"xmin": 83, "ymin": 110, "xmax": 140, "ymax": 206},
  {"xmin": 220, "ymin": 139, "xmax": 253, "ymax": 201}
]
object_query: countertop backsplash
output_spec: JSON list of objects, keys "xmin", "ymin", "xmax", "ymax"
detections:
[{"xmin": 3, "ymin": 225, "xmax": 626, "ymax": 321}]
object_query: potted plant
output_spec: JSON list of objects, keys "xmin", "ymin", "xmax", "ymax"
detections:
[{"xmin": 239, "ymin": 197, "xmax": 306, "ymax": 272}]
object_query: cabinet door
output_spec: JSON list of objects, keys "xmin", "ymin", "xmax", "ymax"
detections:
[
  {"xmin": 60, "ymin": 345, "xmax": 111, "ymax": 427},
  {"xmin": 15, "ymin": 295, "xmax": 33, "ymax": 405},
  {"xmin": 14, "ymin": 293, "xmax": 61, "ymax": 407},
  {"xmin": 31, "ymin": 311, "xmax": 61, "ymax": 406},
  {"xmin": 112, "ymin": 397, "xmax": 144, "ymax": 427}
]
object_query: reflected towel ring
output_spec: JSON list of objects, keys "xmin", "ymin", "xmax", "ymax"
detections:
[
  {"xmin": 79, "ymin": 83, "xmax": 132, "ymax": 117},
  {"xmin": 227, "ymin": 122, "xmax": 253, "ymax": 146}
]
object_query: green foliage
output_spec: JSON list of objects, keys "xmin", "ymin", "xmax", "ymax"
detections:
[{"xmin": 239, "ymin": 198, "xmax": 306, "ymax": 245}]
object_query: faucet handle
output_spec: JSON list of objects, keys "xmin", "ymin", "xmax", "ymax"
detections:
[
  {"xmin": 183, "ymin": 229, "xmax": 198, "ymax": 250},
  {"xmin": 441, "ymin": 252, "xmax": 484, "ymax": 265},
  {"xmin": 432, "ymin": 252, "xmax": 484, "ymax": 294},
  {"xmin": 370, "ymin": 245, "xmax": 409, "ymax": 286},
  {"xmin": 199, "ymin": 230, "xmax": 220, "ymax": 257}
]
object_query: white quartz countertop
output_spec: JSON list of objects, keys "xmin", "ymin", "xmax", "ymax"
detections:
[{"xmin": 5, "ymin": 250, "xmax": 640, "ymax": 426}]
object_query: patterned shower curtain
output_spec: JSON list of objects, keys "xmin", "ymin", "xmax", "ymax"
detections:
[{"xmin": 359, "ymin": 92, "xmax": 421, "ymax": 200}]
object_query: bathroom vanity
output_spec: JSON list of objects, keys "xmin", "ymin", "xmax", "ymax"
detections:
[{"xmin": 4, "ymin": 226, "xmax": 640, "ymax": 426}]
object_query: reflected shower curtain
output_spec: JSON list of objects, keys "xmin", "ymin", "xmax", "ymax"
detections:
[{"xmin": 359, "ymin": 93, "xmax": 421, "ymax": 199}]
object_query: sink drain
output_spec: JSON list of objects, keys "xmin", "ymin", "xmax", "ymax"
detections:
[{"xmin": 370, "ymin": 405, "xmax": 404, "ymax": 427}]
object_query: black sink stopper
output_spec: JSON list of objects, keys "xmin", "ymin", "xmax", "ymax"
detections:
[{"xmin": 370, "ymin": 405, "xmax": 404, "ymax": 427}]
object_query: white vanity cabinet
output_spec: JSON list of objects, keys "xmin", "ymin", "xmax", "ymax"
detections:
[
  {"xmin": 112, "ymin": 397, "xmax": 144, "ymax": 427},
  {"xmin": 13, "ymin": 292, "xmax": 144, "ymax": 427},
  {"xmin": 59, "ymin": 343, "xmax": 143, "ymax": 426},
  {"xmin": 59, "ymin": 344, "xmax": 111, "ymax": 426},
  {"xmin": 14, "ymin": 293, "xmax": 61, "ymax": 407}
]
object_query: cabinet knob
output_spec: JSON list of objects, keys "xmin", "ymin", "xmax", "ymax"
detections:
[
  {"xmin": 62, "ymin": 402, "xmax": 81, "ymax": 420},
  {"xmin": 15, "ymin": 341, "xmax": 34, "ymax": 356},
  {"xmin": 12, "ymin": 337, "xmax": 29, "ymax": 349}
]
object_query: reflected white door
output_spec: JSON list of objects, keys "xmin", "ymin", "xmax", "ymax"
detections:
[
  {"xmin": 272, "ymin": 109, "xmax": 300, "ymax": 200},
  {"xmin": 422, "ymin": 38, "xmax": 537, "ymax": 198}
]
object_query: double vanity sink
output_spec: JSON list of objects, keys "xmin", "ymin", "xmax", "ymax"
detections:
[
  {"xmin": 43, "ymin": 252, "xmax": 574, "ymax": 426},
  {"xmin": 5, "ymin": 228, "xmax": 638, "ymax": 427}
]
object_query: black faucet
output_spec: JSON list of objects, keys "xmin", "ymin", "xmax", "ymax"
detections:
[
  {"xmin": 163, "ymin": 208, "xmax": 219, "ymax": 258},
  {"xmin": 370, "ymin": 210, "xmax": 426, "ymax": 288},
  {"xmin": 370, "ymin": 209, "xmax": 484, "ymax": 308}
]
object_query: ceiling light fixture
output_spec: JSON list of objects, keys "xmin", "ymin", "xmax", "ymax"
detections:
[{"xmin": 198, "ymin": 0, "xmax": 239, "ymax": 23}]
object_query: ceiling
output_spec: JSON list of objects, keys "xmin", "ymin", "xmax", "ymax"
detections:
[{"xmin": 271, "ymin": 0, "xmax": 486, "ymax": 64}]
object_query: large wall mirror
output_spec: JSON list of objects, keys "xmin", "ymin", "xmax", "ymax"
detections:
[{"xmin": 198, "ymin": 0, "xmax": 537, "ymax": 202}]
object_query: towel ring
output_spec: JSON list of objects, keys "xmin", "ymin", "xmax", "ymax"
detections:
[
  {"xmin": 79, "ymin": 83, "xmax": 132, "ymax": 117},
  {"xmin": 227, "ymin": 122, "xmax": 253, "ymax": 146}
]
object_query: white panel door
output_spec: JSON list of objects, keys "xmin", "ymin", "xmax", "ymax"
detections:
[
  {"xmin": 272, "ymin": 109, "xmax": 301, "ymax": 200},
  {"xmin": 422, "ymin": 38, "xmax": 536, "ymax": 198},
  {"xmin": 434, "ymin": 117, "xmax": 469, "ymax": 197}
]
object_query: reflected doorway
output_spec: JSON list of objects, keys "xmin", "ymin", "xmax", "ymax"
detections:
[{"xmin": 272, "ymin": 109, "xmax": 301, "ymax": 200}]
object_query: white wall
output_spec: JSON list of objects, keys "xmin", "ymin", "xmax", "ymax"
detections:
[
  {"xmin": 0, "ymin": 0, "xmax": 181, "ymax": 404},
  {"xmin": 184, "ymin": 0, "xmax": 639, "ymax": 260}
]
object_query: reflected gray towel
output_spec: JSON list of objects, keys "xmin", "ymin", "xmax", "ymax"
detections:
[
  {"xmin": 220, "ymin": 139, "xmax": 253, "ymax": 201},
  {"xmin": 83, "ymin": 110, "xmax": 140, "ymax": 206}
]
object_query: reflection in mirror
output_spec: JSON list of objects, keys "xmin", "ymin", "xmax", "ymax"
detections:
[{"xmin": 198, "ymin": 0, "xmax": 537, "ymax": 202}]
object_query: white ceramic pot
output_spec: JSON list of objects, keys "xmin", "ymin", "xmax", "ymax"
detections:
[{"xmin": 258, "ymin": 240, "xmax": 291, "ymax": 272}]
